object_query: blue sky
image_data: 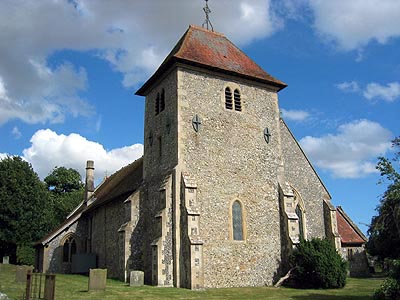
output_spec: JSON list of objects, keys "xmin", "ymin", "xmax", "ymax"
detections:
[{"xmin": 0, "ymin": 1, "xmax": 399, "ymax": 234}]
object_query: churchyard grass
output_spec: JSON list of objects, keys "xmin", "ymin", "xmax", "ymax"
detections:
[{"xmin": 0, "ymin": 264, "xmax": 383, "ymax": 300}]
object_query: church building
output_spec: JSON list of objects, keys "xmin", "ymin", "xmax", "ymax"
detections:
[{"xmin": 35, "ymin": 24, "xmax": 342, "ymax": 289}]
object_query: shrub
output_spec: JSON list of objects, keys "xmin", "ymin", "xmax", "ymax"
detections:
[
  {"xmin": 290, "ymin": 238, "xmax": 347, "ymax": 289},
  {"xmin": 373, "ymin": 278, "xmax": 400, "ymax": 300},
  {"xmin": 374, "ymin": 260, "xmax": 400, "ymax": 300}
]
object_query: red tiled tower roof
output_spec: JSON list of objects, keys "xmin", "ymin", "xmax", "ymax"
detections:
[
  {"xmin": 136, "ymin": 25, "xmax": 286, "ymax": 96},
  {"xmin": 336, "ymin": 206, "xmax": 367, "ymax": 245}
]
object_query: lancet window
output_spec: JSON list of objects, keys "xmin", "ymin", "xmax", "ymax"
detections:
[
  {"xmin": 232, "ymin": 200, "xmax": 244, "ymax": 240},
  {"xmin": 155, "ymin": 88, "xmax": 166, "ymax": 115}
]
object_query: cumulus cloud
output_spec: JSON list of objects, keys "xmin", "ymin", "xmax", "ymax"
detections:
[
  {"xmin": 0, "ymin": 0, "xmax": 280, "ymax": 126},
  {"xmin": 308, "ymin": 0, "xmax": 400, "ymax": 50},
  {"xmin": 336, "ymin": 81, "xmax": 360, "ymax": 93},
  {"xmin": 336, "ymin": 81, "xmax": 400, "ymax": 103},
  {"xmin": 300, "ymin": 119, "xmax": 392, "ymax": 178},
  {"xmin": 281, "ymin": 108, "xmax": 310, "ymax": 121},
  {"xmin": 364, "ymin": 82, "xmax": 400, "ymax": 102},
  {"xmin": 22, "ymin": 129, "xmax": 143, "ymax": 181}
]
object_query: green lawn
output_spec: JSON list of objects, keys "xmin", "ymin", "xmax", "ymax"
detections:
[{"xmin": 0, "ymin": 264, "xmax": 384, "ymax": 300}]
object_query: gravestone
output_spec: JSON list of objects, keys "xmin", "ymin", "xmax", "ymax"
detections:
[
  {"xmin": 2, "ymin": 256, "xmax": 9, "ymax": 264},
  {"xmin": 44, "ymin": 274, "xmax": 56, "ymax": 300},
  {"xmin": 88, "ymin": 269, "xmax": 107, "ymax": 291},
  {"xmin": 15, "ymin": 266, "xmax": 33, "ymax": 283},
  {"xmin": 129, "ymin": 270, "xmax": 144, "ymax": 287}
]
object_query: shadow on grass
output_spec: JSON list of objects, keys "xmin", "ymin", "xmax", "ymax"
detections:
[{"xmin": 292, "ymin": 295, "xmax": 372, "ymax": 300}]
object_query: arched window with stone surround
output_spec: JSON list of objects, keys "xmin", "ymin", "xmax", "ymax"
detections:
[
  {"xmin": 232, "ymin": 200, "xmax": 244, "ymax": 240},
  {"xmin": 62, "ymin": 235, "xmax": 77, "ymax": 263}
]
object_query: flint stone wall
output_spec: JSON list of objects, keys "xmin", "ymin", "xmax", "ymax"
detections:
[
  {"xmin": 280, "ymin": 120, "xmax": 329, "ymax": 239},
  {"xmin": 91, "ymin": 196, "xmax": 127, "ymax": 280},
  {"xmin": 46, "ymin": 220, "xmax": 87, "ymax": 274},
  {"xmin": 142, "ymin": 69, "xmax": 178, "ymax": 285},
  {"xmin": 177, "ymin": 67, "xmax": 283, "ymax": 288}
]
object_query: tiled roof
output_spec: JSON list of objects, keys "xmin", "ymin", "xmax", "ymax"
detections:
[
  {"xmin": 136, "ymin": 25, "xmax": 286, "ymax": 96},
  {"xmin": 86, "ymin": 157, "xmax": 143, "ymax": 211},
  {"xmin": 336, "ymin": 206, "xmax": 367, "ymax": 245}
]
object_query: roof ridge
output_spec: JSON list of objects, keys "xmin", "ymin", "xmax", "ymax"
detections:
[{"xmin": 188, "ymin": 24, "xmax": 225, "ymax": 37}]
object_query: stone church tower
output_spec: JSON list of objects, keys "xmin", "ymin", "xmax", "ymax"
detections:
[
  {"xmin": 136, "ymin": 25, "xmax": 339, "ymax": 289},
  {"xmin": 34, "ymin": 25, "xmax": 342, "ymax": 288}
]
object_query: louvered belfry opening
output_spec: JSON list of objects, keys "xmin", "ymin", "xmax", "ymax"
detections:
[
  {"xmin": 155, "ymin": 93, "xmax": 160, "ymax": 115},
  {"xmin": 234, "ymin": 89, "xmax": 241, "ymax": 111},
  {"xmin": 160, "ymin": 88, "xmax": 165, "ymax": 112},
  {"xmin": 225, "ymin": 87, "xmax": 233, "ymax": 109}
]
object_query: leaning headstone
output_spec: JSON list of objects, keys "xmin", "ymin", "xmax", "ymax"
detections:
[
  {"xmin": 2, "ymin": 256, "xmax": 9, "ymax": 264},
  {"xmin": 129, "ymin": 270, "xmax": 144, "ymax": 287},
  {"xmin": 88, "ymin": 269, "xmax": 107, "ymax": 291},
  {"xmin": 15, "ymin": 265, "xmax": 33, "ymax": 283}
]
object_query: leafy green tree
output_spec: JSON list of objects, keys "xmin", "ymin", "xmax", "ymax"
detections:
[
  {"xmin": 0, "ymin": 156, "xmax": 53, "ymax": 264},
  {"xmin": 44, "ymin": 167, "xmax": 84, "ymax": 225},
  {"xmin": 368, "ymin": 137, "xmax": 400, "ymax": 259}
]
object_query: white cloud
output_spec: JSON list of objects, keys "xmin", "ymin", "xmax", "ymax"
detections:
[
  {"xmin": 336, "ymin": 81, "xmax": 360, "ymax": 93},
  {"xmin": 336, "ymin": 81, "xmax": 400, "ymax": 102},
  {"xmin": 0, "ymin": 1, "xmax": 280, "ymax": 126},
  {"xmin": 300, "ymin": 119, "xmax": 392, "ymax": 178},
  {"xmin": 308, "ymin": 0, "xmax": 400, "ymax": 50},
  {"xmin": 12, "ymin": 126, "xmax": 21, "ymax": 139},
  {"xmin": 281, "ymin": 108, "xmax": 310, "ymax": 121},
  {"xmin": 364, "ymin": 82, "xmax": 400, "ymax": 102},
  {"xmin": 22, "ymin": 129, "xmax": 143, "ymax": 181},
  {"xmin": 0, "ymin": 153, "xmax": 7, "ymax": 160}
]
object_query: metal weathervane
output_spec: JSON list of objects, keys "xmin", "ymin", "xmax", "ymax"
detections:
[{"xmin": 202, "ymin": 0, "xmax": 214, "ymax": 32}]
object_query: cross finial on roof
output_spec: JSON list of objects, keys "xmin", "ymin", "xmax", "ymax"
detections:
[{"xmin": 202, "ymin": 0, "xmax": 214, "ymax": 32}]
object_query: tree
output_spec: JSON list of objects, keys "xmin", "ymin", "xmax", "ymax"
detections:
[
  {"xmin": 44, "ymin": 167, "xmax": 84, "ymax": 225},
  {"xmin": 368, "ymin": 137, "xmax": 400, "ymax": 259},
  {"xmin": 0, "ymin": 156, "xmax": 53, "ymax": 264}
]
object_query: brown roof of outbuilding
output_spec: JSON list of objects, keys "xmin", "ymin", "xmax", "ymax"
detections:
[
  {"xmin": 336, "ymin": 206, "xmax": 367, "ymax": 245},
  {"xmin": 136, "ymin": 25, "xmax": 286, "ymax": 96}
]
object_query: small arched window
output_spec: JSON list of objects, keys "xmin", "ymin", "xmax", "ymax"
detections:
[
  {"xmin": 160, "ymin": 89, "xmax": 165, "ymax": 112},
  {"xmin": 232, "ymin": 200, "xmax": 244, "ymax": 240},
  {"xmin": 234, "ymin": 89, "xmax": 241, "ymax": 111},
  {"xmin": 225, "ymin": 87, "xmax": 233, "ymax": 110},
  {"xmin": 62, "ymin": 236, "xmax": 77, "ymax": 263},
  {"xmin": 155, "ymin": 93, "xmax": 160, "ymax": 115}
]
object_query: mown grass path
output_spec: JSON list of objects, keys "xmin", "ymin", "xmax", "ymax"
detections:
[{"xmin": 0, "ymin": 264, "xmax": 383, "ymax": 300}]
